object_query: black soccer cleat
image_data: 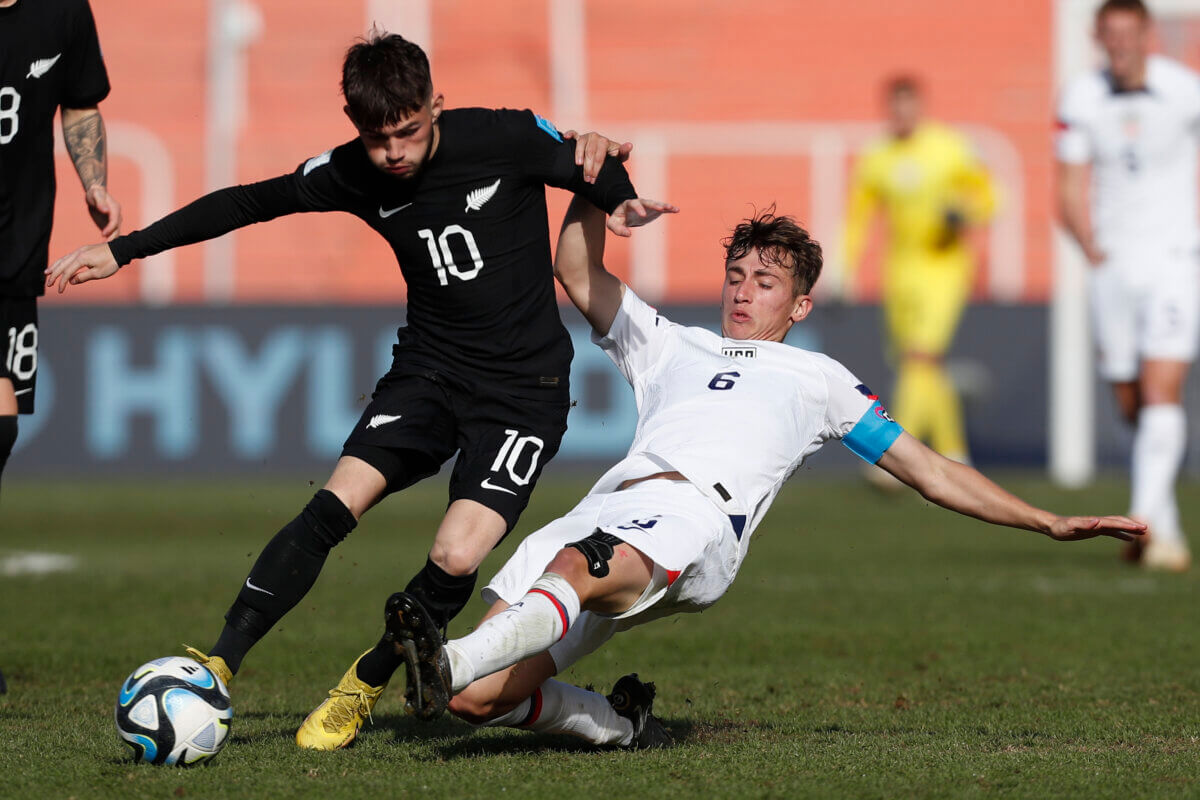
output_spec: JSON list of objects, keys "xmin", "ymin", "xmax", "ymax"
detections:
[
  {"xmin": 385, "ymin": 591, "xmax": 452, "ymax": 722},
  {"xmin": 0, "ymin": 666, "xmax": 6, "ymax": 695},
  {"xmin": 606, "ymin": 673, "xmax": 673, "ymax": 750}
]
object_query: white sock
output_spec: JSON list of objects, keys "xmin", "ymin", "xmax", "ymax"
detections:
[
  {"xmin": 1130, "ymin": 404, "xmax": 1186, "ymax": 545},
  {"xmin": 445, "ymin": 573, "xmax": 581, "ymax": 693},
  {"xmin": 481, "ymin": 679, "xmax": 633, "ymax": 746}
]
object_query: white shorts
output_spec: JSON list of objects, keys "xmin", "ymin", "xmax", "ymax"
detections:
[
  {"xmin": 482, "ymin": 480, "xmax": 742, "ymax": 672},
  {"xmin": 1088, "ymin": 249, "xmax": 1200, "ymax": 381}
]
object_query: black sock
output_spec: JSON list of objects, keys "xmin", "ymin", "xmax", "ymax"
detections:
[
  {"xmin": 211, "ymin": 490, "xmax": 356, "ymax": 673},
  {"xmin": 354, "ymin": 633, "xmax": 405, "ymax": 687},
  {"xmin": 354, "ymin": 558, "xmax": 478, "ymax": 686},
  {"xmin": 0, "ymin": 415, "xmax": 16, "ymax": 497},
  {"xmin": 404, "ymin": 557, "xmax": 479, "ymax": 631}
]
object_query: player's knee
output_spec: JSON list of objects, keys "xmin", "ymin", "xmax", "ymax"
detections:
[
  {"xmin": 545, "ymin": 545, "xmax": 592, "ymax": 585},
  {"xmin": 429, "ymin": 544, "xmax": 485, "ymax": 577},
  {"xmin": 557, "ymin": 529, "xmax": 627, "ymax": 582}
]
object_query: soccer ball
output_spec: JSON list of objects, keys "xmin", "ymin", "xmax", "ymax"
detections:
[{"xmin": 114, "ymin": 656, "xmax": 233, "ymax": 766}]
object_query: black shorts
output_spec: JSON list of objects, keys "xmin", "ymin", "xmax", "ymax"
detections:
[
  {"xmin": 342, "ymin": 367, "xmax": 570, "ymax": 534},
  {"xmin": 0, "ymin": 296, "xmax": 38, "ymax": 415}
]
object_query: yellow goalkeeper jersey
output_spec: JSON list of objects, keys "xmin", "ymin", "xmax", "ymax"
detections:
[{"xmin": 842, "ymin": 122, "xmax": 996, "ymax": 274}]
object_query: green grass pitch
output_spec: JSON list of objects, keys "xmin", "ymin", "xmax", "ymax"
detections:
[{"xmin": 0, "ymin": 473, "xmax": 1197, "ymax": 799}]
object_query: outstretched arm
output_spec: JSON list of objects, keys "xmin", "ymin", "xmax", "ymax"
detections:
[
  {"xmin": 61, "ymin": 106, "xmax": 121, "ymax": 239},
  {"xmin": 877, "ymin": 432, "xmax": 1144, "ymax": 542},
  {"xmin": 45, "ymin": 171, "xmax": 322, "ymax": 293}
]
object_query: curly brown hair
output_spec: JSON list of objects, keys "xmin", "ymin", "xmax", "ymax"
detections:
[{"xmin": 722, "ymin": 206, "xmax": 823, "ymax": 295}]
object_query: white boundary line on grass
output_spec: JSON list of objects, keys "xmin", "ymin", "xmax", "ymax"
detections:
[{"xmin": 1, "ymin": 552, "xmax": 79, "ymax": 578}]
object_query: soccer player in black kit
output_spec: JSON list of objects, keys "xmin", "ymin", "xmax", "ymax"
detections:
[
  {"xmin": 2, "ymin": 0, "xmax": 122, "ymax": 696},
  {"xmin": 1, "ymin": 0, "xmax": 120, "ymax": 489},
  {"xmin": 47, "ymin": 31, "xmax": 671, "ymax": 747}
]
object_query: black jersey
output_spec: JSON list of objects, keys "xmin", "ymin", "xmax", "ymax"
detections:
[
  {"xmin": 0, "ymin": 0, "xmax": 109, "ymax": 297},
  {"xmin": 108, "ymin": 108, "xmax": 637, "ymax": 398}
]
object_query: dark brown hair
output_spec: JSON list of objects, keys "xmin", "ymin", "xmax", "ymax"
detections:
[
  {"xmin": 341, "ymin": 31, "xmax": 432, "ymax": 130},
  {"xmin": 885, "ymin": 74, "xmax": 922, "ymax": 100},
  {"xmin": 722, "ymin": 207, "xmax": 823, "ymax": 295},
  {"xmin": 1096, "ymin": 0, "xmax": 1150, "ymax": 22}
]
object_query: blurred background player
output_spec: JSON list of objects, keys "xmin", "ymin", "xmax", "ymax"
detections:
[
  {"xmin": 841, "ymin": 76, "xmax": 996, "ymax": 469},
  {"xmin": 0, "ymin": 0, "xmax": 120, "ymax": 494},
  {"xmin": 1057, "ymin": 0, "xmax": 1195, "ymax": 572},
  {"xmin": 1, "ymin": 0, "xmax": 121, "ymax": 695}
]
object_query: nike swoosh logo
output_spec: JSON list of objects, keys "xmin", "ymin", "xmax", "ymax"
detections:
[
  {"xmin": 366, "ymin": 414, "xmax": 403, "ymax": 429},
  {"xmin": 244, "ymin": 577, "xmax": 275, "ymax": 596},
  {"xmin": 379, "ymin": 202, "xmax": 413, "ymax": 218},
  {"xmin": 13, "ymin": 388, "xmax": 31, "ymax": 396},
  {"xmin": 480, "ymin": 477, "xmax": 518, "ymax": 495}
]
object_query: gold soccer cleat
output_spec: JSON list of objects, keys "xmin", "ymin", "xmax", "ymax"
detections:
[
  {"xmin": 295, "ymin": 651, "xmax": 387, "ymax": 750},
  {"xmin": 183, "ymin": 645, "xmax": 234, "ymax": 689}
]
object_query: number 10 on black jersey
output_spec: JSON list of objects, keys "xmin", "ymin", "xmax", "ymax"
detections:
[{"xmin": 418, "ymin": 225, "xmax": 484, "ymax": 286}]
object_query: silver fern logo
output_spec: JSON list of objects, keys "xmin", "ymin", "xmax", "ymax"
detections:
[
  {"xmin": 366, "ymin": 414, "xmax": 403, "ymax": 429},
  {"xmin": 465, "ymin": 179, "xmax": 501, "ymax": 212},
  {"xmin": 26, "ymin": 54, "xmax": 62, "ymax": 80}
]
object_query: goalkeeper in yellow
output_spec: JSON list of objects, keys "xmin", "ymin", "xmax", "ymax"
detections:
[{"xmin": 842, "ymin": 76, "xmax": 996, "ymax": 464}]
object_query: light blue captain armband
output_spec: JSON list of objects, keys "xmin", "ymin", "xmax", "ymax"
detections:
[{"xmin": 842, "ymin": 401, "xmax": 904, "ymax": 464}]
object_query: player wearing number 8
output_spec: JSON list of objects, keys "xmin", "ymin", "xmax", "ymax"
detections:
[
  {"xmin": 1, "ymin": 0, "xmax": 121, "ymax": 514},
  {"xmin": 46, "ymin": 29, "xmax": 672, "ymax": 744}
]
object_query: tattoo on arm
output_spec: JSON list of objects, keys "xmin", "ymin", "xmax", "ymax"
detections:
[{"xmin": 62, "ymin": 108, "xmax": 106, "ymax": 192}]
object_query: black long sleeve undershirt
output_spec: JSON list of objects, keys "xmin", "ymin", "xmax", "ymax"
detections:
[{"xmin": 108, "ymin": 175, "xmax": 305, "ymax": 266}]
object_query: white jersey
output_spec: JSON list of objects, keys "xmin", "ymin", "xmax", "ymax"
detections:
[
  {"xmin": 1057, "ymin": 55, "xmax": 1200, "ymax": 255},
  {"xmin": 584, "ymin": 287, "xmax": 900, "ymax": 553}
]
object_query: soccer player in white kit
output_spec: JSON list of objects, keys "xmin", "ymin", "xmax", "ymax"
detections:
[
  {"xmin": 1057, "ymin": 0, "xmax": 1196, "ymax": 572},
  {"xmin": 378, "ymin": 178, "xmax": 1143, "ymax": 748}
]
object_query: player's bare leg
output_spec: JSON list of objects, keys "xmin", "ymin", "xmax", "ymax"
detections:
[
  {"xmin": 1123, "ymin": 359, "xmax": 1191, "ymax": 571},
  {"xmin": 428, "ymin": 500, "xmax": 510, "ymax": 577},
  {"xmin": 322, "ymin": 456, "xmax": 392, "ymax": 517}
]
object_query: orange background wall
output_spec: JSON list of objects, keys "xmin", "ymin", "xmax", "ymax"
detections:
[{"xmin": 46, "ymin": 0, "xmax": 1056, "ymax": 306}]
